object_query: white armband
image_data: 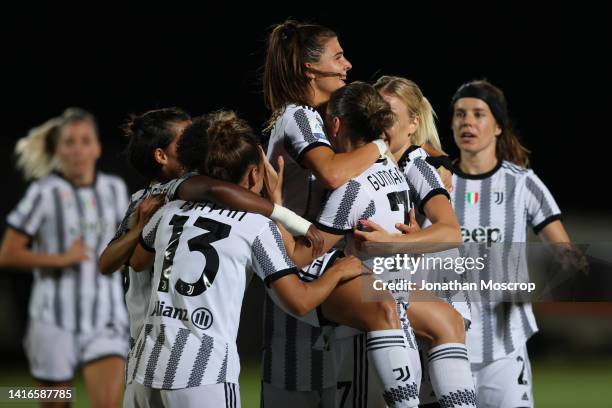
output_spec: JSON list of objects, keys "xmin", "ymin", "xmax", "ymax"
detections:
[
  {"xmin": 371, "ymin": 139, "xmax": 388, "ymax": 156},
  {"xmin": 270, "ymin": 204, "xmax": 312, "ymax": 236}
]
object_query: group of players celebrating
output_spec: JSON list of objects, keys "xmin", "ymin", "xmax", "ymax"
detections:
[{"xmin": 0, "ymin": 19, "xmax": 577, "ymax": 408}]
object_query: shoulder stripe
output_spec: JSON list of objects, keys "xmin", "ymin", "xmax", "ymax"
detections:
[{"xmin": 332, "ymin": 180, "xmax": 361, "ymax": 230}]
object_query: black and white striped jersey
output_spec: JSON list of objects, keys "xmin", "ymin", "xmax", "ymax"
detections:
[
  {"xmin": 397, "ymin": 145, "xmax": 450, "ymax": 214},
  {"xmin": 451, "ymin": 161, "xmax": 561, "ymax": 363},
  {"xmin": 315, "ymin": 158, "xmax": 417, "ymax": 345},
  {"xmin": 267, "ymin": 104, "xmax": 332, "ymax": 222},
  {"xmin": 112, "ymin": 174, "xmax": 193, "ymax": 345},
  {"xmin": 264, "ymin": 103, "xmax": 339, "ymax": 391},
  {"xmin": 6, "ymin": 172, "xmax": 129, "ymax": 334},
  {"xmin": 315, "ymin": 157, "xmax": 410, "ymax": 243},
  {"xmin": 261, "ymin": 250, "xmax": 341, "ymax": 391},
  {"xmin": 128, "ymin": 200, "xmax": 296, "ymax": 390}
]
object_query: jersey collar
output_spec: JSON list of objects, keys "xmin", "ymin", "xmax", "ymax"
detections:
[{"xmin": 452, "ymin": 160, "xmax": 502, "ymax": 180}]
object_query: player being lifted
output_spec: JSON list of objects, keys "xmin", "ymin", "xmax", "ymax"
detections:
[
  {"xmin": 360, "ymin": 75, "xmax": 477, "ymax": 407},
  {"xmin": 0, "ymin": 109, "xmax": 130, "ymax": 408},
  {"xmin": 125, "ymin": 112, "xmax": 363, "ymax": 408}
]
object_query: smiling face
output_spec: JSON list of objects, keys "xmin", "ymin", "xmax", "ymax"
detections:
[
  {"xmin": 306, "ymin": 36, "xmax": 352, "ymax": 103},
  {"xmin": 452, "ymin": 97, "xmax": 501, "ymax": 157},
  {"xmin": 55, "ymin": 120, "xmax": 101, "ymax": 180}
]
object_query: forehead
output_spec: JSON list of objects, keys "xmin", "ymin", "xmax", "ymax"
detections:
[
  {"xmin": 380, "ymin": 92, "xmax": 405, "ymax": 112},
  {"xmin": 454, "ymin": 97, "xmax": 491, "ymax": 112},
  {"xmin": 321, "ymin": 36, "xmax": 342, "ymax": 55},
  {"xmin": 60, "ymin": 120, "xmax": 97, "ymax": 138}
]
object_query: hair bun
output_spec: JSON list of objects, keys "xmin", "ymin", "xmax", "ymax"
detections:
[{"xmin": 280, "ymin": 20, "xmax": 299, "ymax": 41}]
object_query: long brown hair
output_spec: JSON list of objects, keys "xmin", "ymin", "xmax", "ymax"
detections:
[
  {"xmin": 263, "ymin": 19, "xmax": 336, "ymax": 115},
  {"xmin": 451, "ymin": 79, "xmax": 530, "ymax": 167}
]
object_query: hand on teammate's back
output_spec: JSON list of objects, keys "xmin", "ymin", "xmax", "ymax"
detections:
[
  {"xmin": 134, "ymin": 194, "xmax": 165, "ymax": 230},
  {"xmin": 328, "ymin": 255, "xmax": 364, "ymax": 282},
  {"xmin": 260, "ymin": 146, "xmax": 284, "ymax": 205},
  {"xmin": 303, "ymin": 225, "xmax": 325, "ymax": 258}
]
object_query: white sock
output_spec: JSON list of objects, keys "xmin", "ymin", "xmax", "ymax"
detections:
[
  {"xmin": 366, "ymin": 329, "xmax": 420, "ymax": 408},
  {"xmin": 427, "ymin": 343, "xmax": 476, "ymax": 408}
]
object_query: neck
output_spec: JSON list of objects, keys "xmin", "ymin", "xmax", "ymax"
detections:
[
  {"xmin": 64, "ymin": 168, "xmax": 95, "ymax": 187},
  {"xmin": 309, "ymin": 86, "xmax": 329, "ymax": 110},
  {"xmin": 459, "ymin": 148, "xmax": 498, "ymax": 175},
  {"xmin": 393, "ymin": 135, "xmax": 414, "ymax": 161}
]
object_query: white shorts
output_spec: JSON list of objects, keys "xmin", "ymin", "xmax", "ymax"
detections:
[
  {"xmin": 261, "ymin": 382, "xmax": 335, "ymax": 408},
  {"xmin": 23, "ymin": 319, "xmax": 128, "ymax": 383},
  {"xmin": 334, "ymin": 333, "xmax": 422, "ymax": 408},
  {"xmin": 125, "ymin": 381, "xmax": 240, "ymax": 408},
  {"xmin": 472, "ymin": 344, "xmax": 533, "ymax": 408}
]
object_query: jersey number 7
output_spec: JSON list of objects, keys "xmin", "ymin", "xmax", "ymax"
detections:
[{"xmin": 158, "ymin": 214, "xmax": 232, "ymax": 296}]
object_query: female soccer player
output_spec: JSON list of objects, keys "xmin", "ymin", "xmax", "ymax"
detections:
[
  {"xmin": 125, "ymin": 112, "xmax": 363, "ymax": 408},
  {"xmin": 0, "ymin": 108, "xmax": 129, "ymax": 407},
  {"xmin": 371, "ymin": 75, "xmax": 476, "ymax": 407},
  {"xmin": 448, "ymin": 80, "xmax": 573, "ymax": 408},
  {"xmin": 373, "ymin": 79, "xmax": 579, "ymax": 407},
  {"xmin": 261, "ymin": 20, "xmax": 391, "ymax": 407},
  {"xmin": 97, "ymin": 108, "xmax": 327, "ymax": 405}
]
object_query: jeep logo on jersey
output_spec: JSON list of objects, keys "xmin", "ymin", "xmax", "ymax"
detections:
[
  {"xmin": 466, "ymin": 192, "xmax": 479, "ymax": 204},
  {"xmin": 150, "ymin": 300, "xmax": 188, "ymax": 321},
  {"xmin": 461, "ymin": 226, "xmax": 503, "ymax": 243},
  {"xmin": 191, "ymin": 307, "xmax": 213, "ymax": 330}
]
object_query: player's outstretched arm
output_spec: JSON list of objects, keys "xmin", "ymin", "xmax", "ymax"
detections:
[
  {"xmin": 0, "ymin": 228, "xmax": 88, "ymax": 269},
  {"xmin": 301, "ymin": 142, "xmax": 385, "ymax": 190},
  {"xmin": 177, "ymin": 174, "xmax": 322, "ymax": 251},
  {"xmin": 99, "ymin": 195, "xmax": 164, "ymax": 274},
  {"xmin": 354, "ymin": 195, "xmax": 461, "ymax": 254},
  {"xmin": 269, "ymin": 255, "xmax": 363, "ymax": 317}
]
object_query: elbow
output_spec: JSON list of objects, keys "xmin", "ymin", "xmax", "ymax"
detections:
[
  {"xmin": 98, "ymin": 263, "xmax": 113, "ymax": 275},
  {"xmin": 319, "ymin": 172, "xmax": 344, "ymax": 190},
  {"xmin": 285, "ymin": 299, "xmax": 311, "ymax": 317}
]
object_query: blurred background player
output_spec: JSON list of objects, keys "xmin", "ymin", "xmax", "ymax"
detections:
[{"xmin": 0, "ymin": 108, "xmax": 129, "ymax": 408}]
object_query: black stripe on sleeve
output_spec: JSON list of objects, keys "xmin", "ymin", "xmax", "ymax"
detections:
[
  {"xmin": 533, "ymin": 214, "xmax": 563, "ymax": 235},
  {"xmin": 418, "ymin": 188, "xmax": 451, "ymax": 214},
  {"xmin": 138, "ymin": 234, "xmax": 156, "ymax": 253},
  {"xmin": 263, "ymin": 267, "xmax": 300, "ymax": 287},
  {"xmin": 296, "ymin": 142, "xmax": 334, "ymax": 167},
  {"xmin": 313, "ymin": 221, "xmax": 350, "ymax": 236}
]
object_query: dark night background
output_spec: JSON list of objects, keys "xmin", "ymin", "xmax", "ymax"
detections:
[
  {"xmin": 1, "ymin": 5, "xmax": 609, "ymax": 212},
  {"xmin": 1, "ymin": 4, "xmax": 611, "ymax": 395}
]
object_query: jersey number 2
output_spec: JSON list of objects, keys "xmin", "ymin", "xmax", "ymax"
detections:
[{"xmin": 158, "ymin": 215, "xmax": 231, "ymax": 296}]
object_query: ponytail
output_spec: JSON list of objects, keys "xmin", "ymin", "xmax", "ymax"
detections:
[{"xmin": 14, "ymin": 117, "xmax": 62, "ymax": 180}]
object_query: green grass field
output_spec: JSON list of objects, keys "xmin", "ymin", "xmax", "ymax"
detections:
[{"xmin": 1, "ymin": 358, "xmax": 611, "ymax": 407}]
